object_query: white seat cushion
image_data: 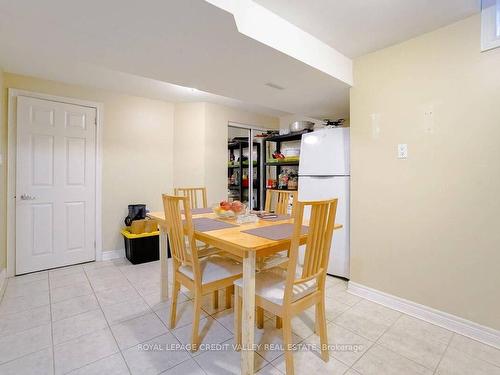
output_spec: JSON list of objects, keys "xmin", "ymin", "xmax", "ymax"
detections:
[
  {"xmin": 234, "ymin": 268, "xmax": 317, "ymax": 306},
  {"xmin": 179, "ymin": 255, "xmax": 242, "ymax": 285}
]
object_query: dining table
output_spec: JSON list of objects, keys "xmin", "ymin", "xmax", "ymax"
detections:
[{"xmin": 148, "ymin": 210, "xmax": 342, "ymax": 375}]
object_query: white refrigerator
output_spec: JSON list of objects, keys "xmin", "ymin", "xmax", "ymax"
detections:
[{"xmin": 298, "ymin": 127, "xmax": 350, "ymax": 278}]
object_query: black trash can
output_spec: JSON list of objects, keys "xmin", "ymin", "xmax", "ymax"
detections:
[{"xmin": 121, "ymin": 228, "xmax": 160, "ymax": 264}]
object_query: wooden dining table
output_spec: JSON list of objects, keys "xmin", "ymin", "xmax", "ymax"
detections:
[{"xmin": 148, "ymin": 210, "xmax": 342, "ymax": 375}]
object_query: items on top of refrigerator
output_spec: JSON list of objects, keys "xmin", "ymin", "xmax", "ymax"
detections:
[{"xmin": 323, "ymin": 118, "xmax": 345, "ymax": 127}]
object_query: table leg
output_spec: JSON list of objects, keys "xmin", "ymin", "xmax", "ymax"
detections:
[
  {"xmin": 160, "ymin": 225, "xmax": 169, "ymax": 301},
  {"xmin": 241, "ymin": 251, "xmax": 256, "ymax": 375}
]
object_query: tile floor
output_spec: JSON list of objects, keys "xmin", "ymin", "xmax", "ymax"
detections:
[{"xmin": 0, "ymin": 259, "xmax": 499, "ymax": 375}]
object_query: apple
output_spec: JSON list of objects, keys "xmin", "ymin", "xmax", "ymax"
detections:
[
  {"xmin": 231, "ymin": 200, "xmax": 243, "ymax": 213},
  {"xmin": 220, "ymin": 201, "xmax": 231, "ymax": 211}
]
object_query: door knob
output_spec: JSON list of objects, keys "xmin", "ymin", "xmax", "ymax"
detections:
[{"xmin": 20, "ymin": 194, "xmax": 37, "ymax": 200}]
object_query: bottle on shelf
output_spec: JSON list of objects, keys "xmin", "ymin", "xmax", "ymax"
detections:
[{"xmin": 278, "ymin": 169, "xmax": 289, "ymax": 190}]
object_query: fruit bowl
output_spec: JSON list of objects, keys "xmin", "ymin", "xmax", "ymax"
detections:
[{"xmin": 212, "ymin": 200, "xmax": 246, "ymax": 219}]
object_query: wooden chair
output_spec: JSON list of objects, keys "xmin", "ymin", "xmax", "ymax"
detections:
[
  {"xmin": 264, "ymin": 189, "xmax": 296, "ymax": 216},
  {"xmin": 163, "ymin": 194, "xmax": 242, "ymax": 351},
  {"xmin": 174, "ymin": 187, "xmax": 208, "ymax": 209},
  {"xmin": 234, "ymin": 198, "xmax": 338, "ymax": 375},
  {"xmin": 174, "ymin": 186, "xmax": 226, "ymax": 306}
]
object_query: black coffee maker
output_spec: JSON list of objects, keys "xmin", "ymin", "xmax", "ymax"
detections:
[{"xmin": 124, "ymin": 204, "xmax": 147, "ymax": 226}]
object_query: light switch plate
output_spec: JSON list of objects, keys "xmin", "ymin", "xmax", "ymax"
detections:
[
  {"xmin": 423, "ymin": 105, "xmax": 434, "ymax": 134},
  {"xmin": 398, "ymin": 144, "xmax": 408, "ymax": 159}
]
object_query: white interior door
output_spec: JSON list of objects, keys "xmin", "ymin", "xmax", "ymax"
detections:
[{"xmin": 16, "ymin": 96, "xmax": 97, "ymax": 274}]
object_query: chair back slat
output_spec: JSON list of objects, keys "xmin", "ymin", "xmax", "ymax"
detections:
[
  {"xmin": 284, "ymin": 198, "xmax": 338, "ymax": 303},
  {"xmin": 264, "ymin": 189, "xmax": 295, "ymax": 215},
  {"xmin": 162, "ymin": 194, "xmax": 201, "ymax": 280},
  {"xmin": 303, "ymin": 202, "xmax": 330, "ymax": 279},
  {"xmin": 174, "ymin": 187, "xmax": 208, "ymax": 209}
]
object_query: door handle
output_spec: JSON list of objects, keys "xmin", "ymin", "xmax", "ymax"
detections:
[{"xmin": 20, "ymin": 194, "xmax": 37, "ymax": 200}]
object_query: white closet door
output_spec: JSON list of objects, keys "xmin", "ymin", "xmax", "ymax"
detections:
[{"xmin": 16, "ymin": 96, "xmax": 97, "ymax": 274}]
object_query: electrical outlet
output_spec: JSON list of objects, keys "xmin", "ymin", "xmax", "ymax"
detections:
[{"xmin": 398, "ymin": 144, "xmax": 408, "ymax": 159}]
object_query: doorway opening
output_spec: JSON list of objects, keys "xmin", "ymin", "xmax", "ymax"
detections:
[{"xmin": 227, "ymin": 124, "xmax": 266, "ymax": 211}]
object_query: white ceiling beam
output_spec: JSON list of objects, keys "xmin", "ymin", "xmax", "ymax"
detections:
[{"xmin": 206, "ymin": 0, "xmax": 353, "ymax": 86}]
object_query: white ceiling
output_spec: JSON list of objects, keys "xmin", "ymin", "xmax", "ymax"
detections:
[
  {"xmin": 0, "ymin": 60, "xmax": 288, "ymax": 117},
  {"xmin": 0, "ymin": 0, "xmax": 349, "ymax": 119},
  {"xmin": 255, "ymin": 0, "xmax": 479, "ymax": 57},
  {"xmin": 0, "ymin": 0, "xmax": 479, "ymax": 119}
]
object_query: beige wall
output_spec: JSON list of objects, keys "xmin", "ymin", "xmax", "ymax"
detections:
[
  {"xmin": 2, "ymin": 74, "xmax": 175, "ymax": 255},
  {"xmin": 173, "ymin": 102, "xmax": 207, "ymax": 190},
  {"xmin": 173, "ymin": 102, "xmax": 279, "ymax": 204},
  {"xmin": 0, "ymin": 73, "xmax": 279, "ymax": 268},
  {"xmin": 0, "ymin": 68, "xmax": 5, "ymax": 269},
  {"xmin": 350, "ymin": 15, "xmax": 500, "ymax": 330}
]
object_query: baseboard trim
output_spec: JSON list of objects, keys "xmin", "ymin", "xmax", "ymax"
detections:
[
  {"xmin": 101, "ymin": 249, "xmax": 125, "ymax": 261},
  {"xmin": 348, "ymin": 281, "xmax": 500, "ymax": 349},
  {"xmin": 0, "ymin": 268, "xmax": 7, "ymax": 301}
]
